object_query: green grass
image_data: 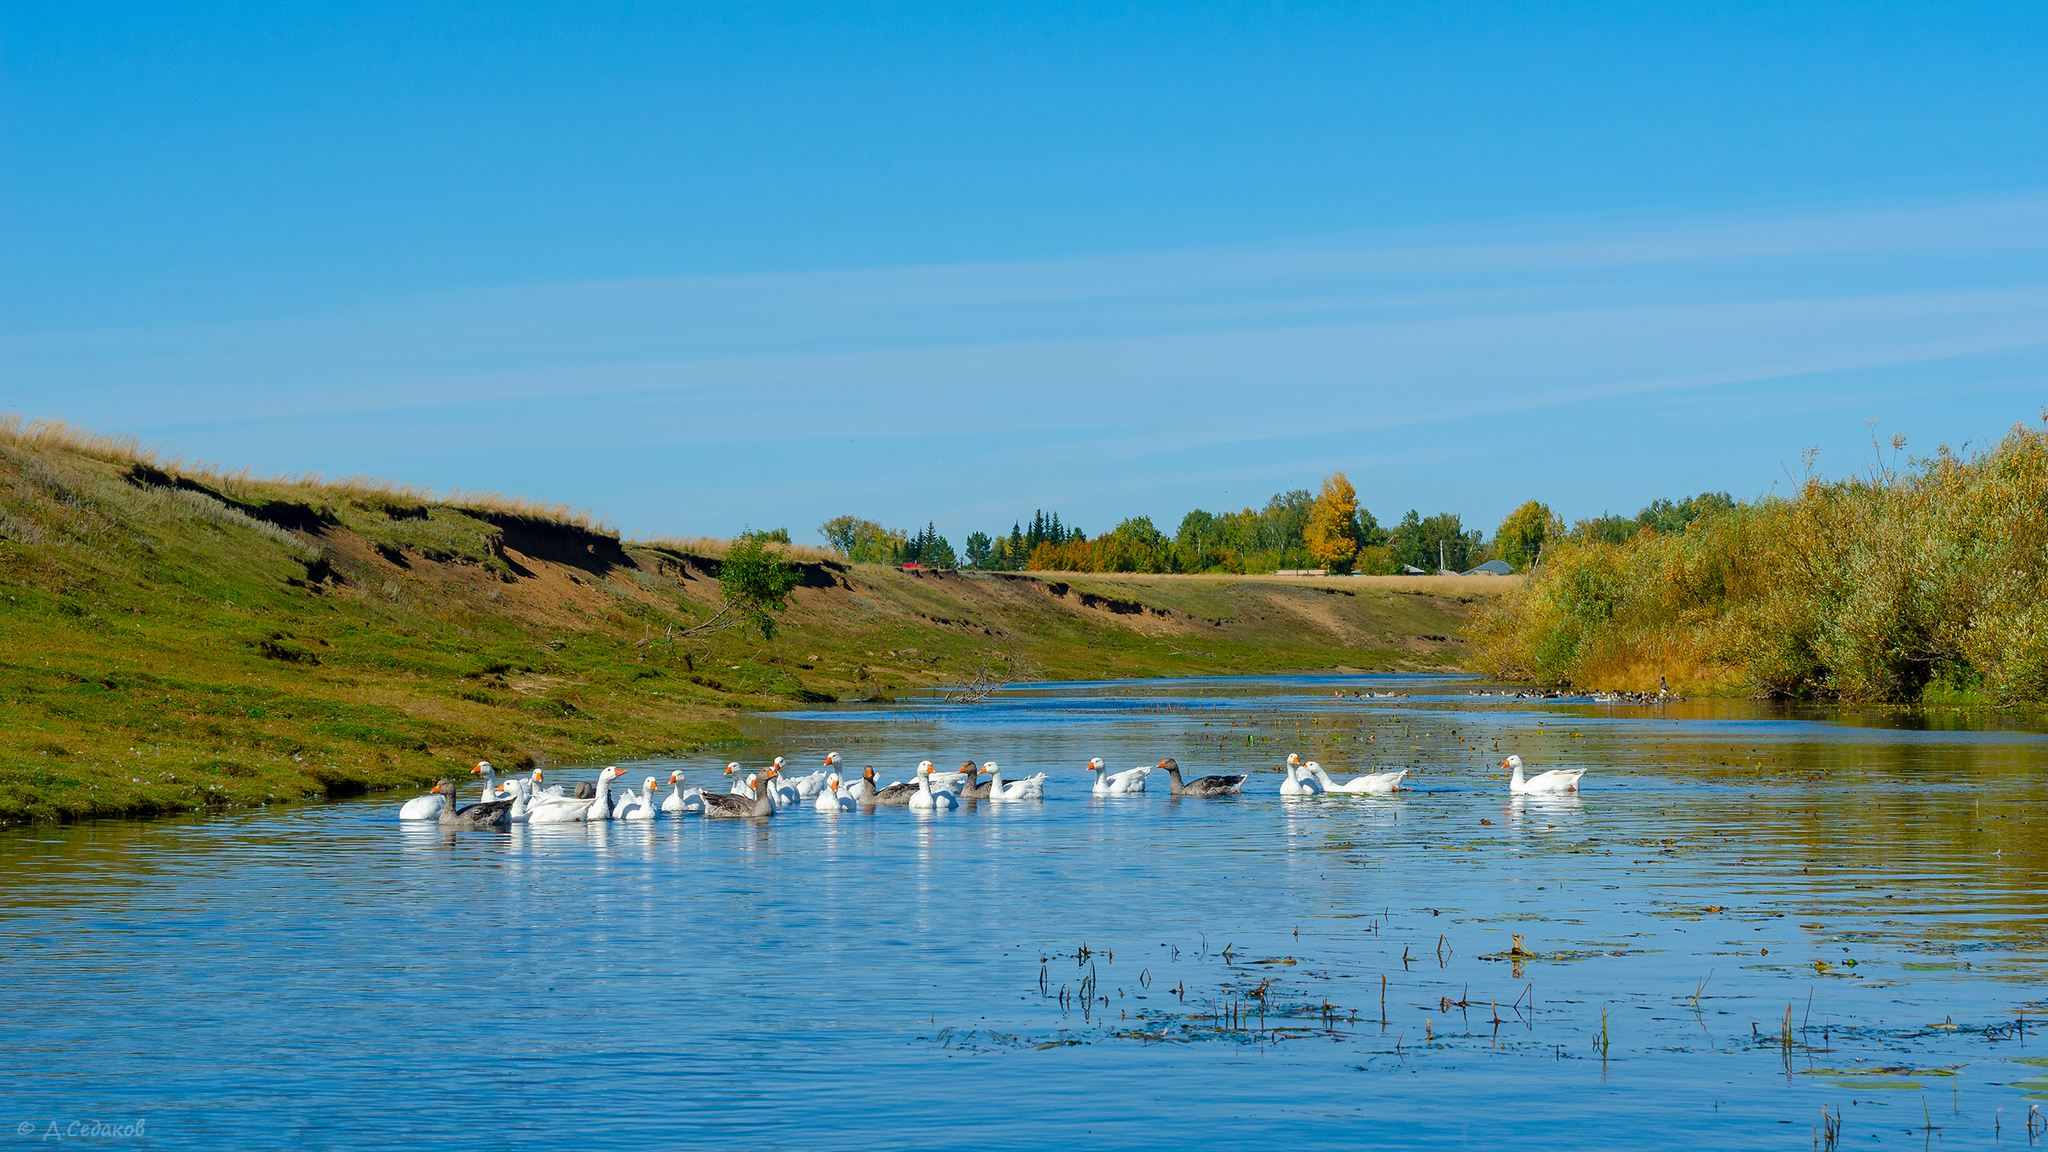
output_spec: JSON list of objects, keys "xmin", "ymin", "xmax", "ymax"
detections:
[{"xmin": 0, "ymin": 427, "xmax": 1498, "ymax": 822}]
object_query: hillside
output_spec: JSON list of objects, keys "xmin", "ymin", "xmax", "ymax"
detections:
[{"xmin": 0, "ymin": 423, "xmax": 1510, "ymax": 822}]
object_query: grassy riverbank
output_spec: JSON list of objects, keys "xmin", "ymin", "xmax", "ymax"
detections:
[
  {"xmin": 0, "ymin": 422, "xmax": 1506, "ymax": 822},
  {"xmin": 1471, "ymin": 420, "xmax": 2048, "ymax": 704}
]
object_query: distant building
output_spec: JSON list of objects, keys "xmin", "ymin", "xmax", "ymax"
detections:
[
  {"xmin": 1461, "ymin": 559, "xmax": 1517, "ymax": 576},
  {"xmin": 1275, "ymin": 568, "xmax": 1329, "ymax": 576},
  {"xmin": 898, "ymin": 562, "xmax": 927, "ymax": 572},
  {"xmin": 1398, "ymin": 564, "xmax": 1429, "ymax": 574}
]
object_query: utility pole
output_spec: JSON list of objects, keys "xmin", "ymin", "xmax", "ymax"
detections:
[{"xmin": 1439, "ymin": 540, "xmax": 1446, "ymax": 575}]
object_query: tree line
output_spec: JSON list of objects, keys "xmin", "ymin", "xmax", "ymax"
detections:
[{"xmin": 816, "ymin": 476, "xmax": 1738, "ymax": 575}]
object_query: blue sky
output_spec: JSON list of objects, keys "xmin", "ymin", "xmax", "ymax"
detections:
[{"xmin": 5, "ymin": 2, "xmax": 2046, "ymax": 542}]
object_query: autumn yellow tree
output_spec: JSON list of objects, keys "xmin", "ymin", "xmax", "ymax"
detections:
[
  {"xmin": 1304, "ymin": 471, "xmax": 1363, "ymax": 573},
  {"xmin": 1494, "ymin": 500, "xmax": 1564, "ymax": 570}
]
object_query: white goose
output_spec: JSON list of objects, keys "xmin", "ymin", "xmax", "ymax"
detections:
[
  {"xmin": 1304, "ymin": 760, "xmax": 1409, "ymax": 795},
  {"xmin": 527, "ymin": 767, "xmax": 624, "ymax": 823},
  {"xmin": 471, "ymin": 761, "xmax": 507, "ymax": 802},
  {"xmin": 614, "ymin": 776, "xmax": 661, "ymax": 820},
  {"xmin": 725, "ymin": 763, "xmax": 752, "ymax": 796},
  {"xmin": 1504, "ymin": 755, "xmax": 1587, "ymax": 794},
  {"xmin": 1085, "ymin": 757, "xmax": 1150, "ymax": 795},
  {"xmin": 398, "ymin": 783, "xmax": 445, "ymax": 820},
  {"xmin": 660, "ymin": 770, "xmax": 703, "ymax": 814},
  {"xmin": 908, "ymin": 763, "xmax": 959, "ymax": 811},
  {"xmin": 985, "ymin": 762, "xmax": 1046, "ymax": 801},
  {"xmin": 528, "ymin": 768, "xmax": 565, "ymax": 800},
  {"xmin": 781, "ymin": 754, "xmax": 832, "ymax": 801},
  {"xmin": 1279, "ymin": 754, "xmax": 1323, "ymax": 796},
  {"xmin": 813, "ymin": 773, "xmax": 855, "ymax": 812},
  {"xmin": 497, "ymin": 777, "xmax": 534, "ymax": 822}
]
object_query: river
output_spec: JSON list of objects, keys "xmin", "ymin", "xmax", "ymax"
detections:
[{"xmin": 3, "ymin": 675, "xmax": 2044, "ymax": 1149}]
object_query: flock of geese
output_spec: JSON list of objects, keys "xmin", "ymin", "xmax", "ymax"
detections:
[{"xmin": 403, "ymin": 751, "xmax": 1587, "ymax": 829}]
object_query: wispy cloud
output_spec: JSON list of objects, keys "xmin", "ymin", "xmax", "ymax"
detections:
[{"xmin": 7, "ymin": 195, "xmax": 2047, "ymax": 534}]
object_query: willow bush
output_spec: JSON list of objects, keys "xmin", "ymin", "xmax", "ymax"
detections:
[{"xmin": 1472, "ymin": 421, "xmax": 2048, "ymax": 704}]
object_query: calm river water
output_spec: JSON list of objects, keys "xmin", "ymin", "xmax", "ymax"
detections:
[{"xmin": 3, "ymin": 675, "xmax": 2045, "ymax": 1149}]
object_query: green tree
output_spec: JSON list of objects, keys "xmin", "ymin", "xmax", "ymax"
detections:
[
  {"xmin": 963, "ymin": 531, "xmax": 993, "ymax": 568},
  {"xmin": 1494, "ymin": 500, "xmax": 1563, "ymax": 569},
  {"xmin": 1099, "ymin": 516, "xmax": 1171, "ymax": 572},
  {"xmin": 817, "ymin": 515, "xmax": 905, "ymax": 563},
  {"xmin": 1391, "ymin": 510, "xmax": 1479, "ymax": 572},
  {"xmin": 1635, "ymin": 491, "xmax": 1737, "ymax": 535},
  {"xmin": 1574, "ymin": 513, "xmax": 1640, "ymax": 545},
  {"xmin": 1304, "ymin": 472, "xmax": 1363, "ymax": 573},
  {"xmin": 716, "ymin": 530, "xmax": 801, "ymax": 639}
]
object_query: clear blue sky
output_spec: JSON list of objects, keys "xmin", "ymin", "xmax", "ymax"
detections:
[{"xmin": 5, "ymin": 2, "xmax": 2046, "ymax": 542}]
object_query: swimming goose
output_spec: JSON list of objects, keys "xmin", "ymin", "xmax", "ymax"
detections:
[
  {"xmin": 471, "ymin": 761, "xmax": 508, "ymax": 802},
  {"xmin": 1085, "ymin": 757, "xmax": 1150, "ymax": 795},
  {"xmin": 526, "ymin": 767, "xmax": 623, "ymax": 823},
  {"xmin": 660, "ymin": 770, "xmax": 703, "ymax": 814},
  {"xmin": 495, "ymin": 777, "xmax": 535, "ymax": 822},
  {"xmin": 528, "ymin": 768, "xmax": 565, "ymax": 799},
  {"xmin": 1279, "ymin": 754, "xmax": 1322, "ymax": 796},
  {"xmin": 398, "ymin": 783, "xmax": 446, "ymax": 820},
  {"xmin": 813, "ymin": 773, "xmax": 855, "ymax": 812},
  {"xmin": 957, "ymin": 761, "xmax": 993, "ymax": 800},
  {"xmin": 767, "ymin": 771, "xmax": 801, "ymax": 809},
  {"xmin": 985, "ymin": 762, "xmax": 1046, "ymax": 801},
  {"xmin": 701, "ymin": 767, "xmax": 779, "ymax": 819},
  {"xmin": 1504, "ymin": 755, "xmax": 1586, "ymax": 794},
  {"xmin": 908, "ymin": 763, "xmax": 959, "ymax": 811},
  {"xmin": 1159, "ymin": 758, "xmax": 1247, "ymax": 797},
  {"xmin": 865, "ymin": 764, "xmax": 926, "ymax": 808},
  {"xmin": 780, "ymin": 755, "xmax": 831, "ymax": 801},
  {"xmin": 1304, "ymin": 760, "xmax": 1409, "ymax": 795},
  {"xmin": 614, "ymin": 776, "xmax": 661, "ymax": 820},
  {"xmin": 725, "ymin": 763, "xmax": 752, "ymax": 796},
  {"xmin": 431, "ymin": 780, "xmax": 513, "ymax": 829}
]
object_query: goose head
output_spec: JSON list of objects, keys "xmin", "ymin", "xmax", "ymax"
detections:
[
  {"xmin": 1157, "ymin": 758, "xmax": 1180, "ymax": 775},
  {"xmin": 981, "ymin": 761, "xmax": 998, "ymax": 777},
  {"xmin": 824, "ymin": 751, "xmax": 841, "ymax": 769},
  {"xmin": 825, "ymin": 774, "xmax": 841, "ymax": 793},
  {"xmin": 1500, "ymin": 755, "xmax": 1523, "ymax": 773},
  {"xmin": 642, "ymin": 776, "xmax": 659, "ymax": 793},
  {"xmin": 667, "ymin": 770, "xmax": 684, "ymax": 786},
  {"xmin": 1284, "ymin": 752, "xmax": 1302, "ymax": 772},
  {"xmin": 772, "ymin": 756, "xmax": 786, "ymax": 772},
  {"xmin": 1084, "ymin": 757, "xmax": 1105, "ymax": 774}
]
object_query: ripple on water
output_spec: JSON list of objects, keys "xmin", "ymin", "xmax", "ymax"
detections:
[{"xmin": 3, "ymin": 675, "xmax": 2046, "ymax": 1150}]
